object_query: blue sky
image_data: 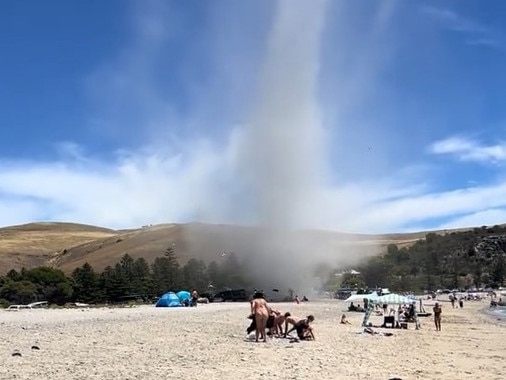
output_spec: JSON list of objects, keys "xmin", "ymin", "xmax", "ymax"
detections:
[{"xmin": 1, "ymin": 0, "xmax": 506, "ymax": 233}]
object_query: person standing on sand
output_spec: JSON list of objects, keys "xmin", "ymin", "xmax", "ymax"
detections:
[
  {"xmin": 433, "ymin": 302, "xmax": 442, "ymax": 331},
  {"xmin": 251, "ymin": 291, "xmax": 270, "ymax": 342},
  {"xmin": 273, "ymin": 311, "xmax": 290, "ymax": 336}
]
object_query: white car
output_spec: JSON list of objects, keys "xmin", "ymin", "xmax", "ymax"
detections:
[
  {"xmin": 6, "ymin": 305, "xmax": 32, "ymax": 311},
  {"xmin": 5, "ymin": 301, "xmax": 48, "ymax": 311}
]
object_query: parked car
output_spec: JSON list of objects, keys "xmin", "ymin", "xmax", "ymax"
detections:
[
  {"xmin": 213, "ymin": 289, "xmax": 249, "ymax": 302},
  {"xmin": 6, "ymin": 301, "xmax": 48, "ymax": 311},
  {"xmin": 199, "ymin": 292, "xmax": 215, "ymax": 302},
  {"xmin": 6, "ymin": 305, "xmax": 32, "ymax": 311}
]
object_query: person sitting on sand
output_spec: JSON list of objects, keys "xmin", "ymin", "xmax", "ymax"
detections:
[
  {"xmin": 191, "ymin": 289, "xmax": 199, "ymax": 307},
  {"xmin": 433, "ymin": 302, "xmax": 442, "ymax": 331},
  {"xmin": 340, "ymin": 314, "xmax": 351, "ymax": 325},
  {"xmin": 286, "ymin": 315, "xmax": 315, "ymax": 340},
  {"xmin": 251, "ymin": 291, "xmax": 270, "ymax": 342}
]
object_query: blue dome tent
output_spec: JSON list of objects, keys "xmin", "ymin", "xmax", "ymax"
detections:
[
  {"xmin": 176, "ymin": 291, "xmax": 191, "ymax": 303},
  {"xmin": 155, "ymin": 292, "xmax": 182, "ymax": 307}
]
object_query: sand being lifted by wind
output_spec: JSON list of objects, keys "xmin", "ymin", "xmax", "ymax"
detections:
[{"xmin": 0, "ymin": 301, "xmax": 505, "ymax": 380}]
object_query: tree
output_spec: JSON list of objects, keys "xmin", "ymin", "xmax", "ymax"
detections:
[
  {"xmin": 340, "ymin": 272, "xmax": 366, "ymax": 289},
  {"xmin": 6, "ymin": 269, "xmax": 21, "ymax": 281},
  {"xmin": 220, "ymin": 252, "xmax": 248, "ymax": 288},
  {"xmin": 151, "ymin": 245, "xmax": 183, "ymax": 294},
  {"xmin": 131, "ymin": 258, "xmax": 153, "ymax": 297},
  {"xmin": 360, "ymin": 257, "xmax": 389, "ymax": 289},
  {"xmin": 98, "ymin": 266, "xmax": 117, "ymax": 301},
  {"xmin": 182, "ymin": 259, "xmax": 208, "ymax": 291},
  {"xmin": 492, "ymin": 255, "xmax": 505, "ymax": 285},
  {"xmin": 72, "ymin": 263, "xmax": 99, "ymax": 302},
  {"xmin": 24, "ymin": 267, "xmax": 73, "ymax": 304},
  {"xmin": 0, "ymin": 280, "xmax": 37, "ymax": 304}
]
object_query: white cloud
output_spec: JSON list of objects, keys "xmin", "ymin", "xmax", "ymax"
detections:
[
  {"xmin": 438, "ymin": 208, "xmax": 506, "ymax": 230},
  {"xmin": 421, "ymin": 5, "xmax": 502, "ymax": 49},
  {"xmin": 429, "ymin": 136, "xmax": 506, "ymax": 163}
]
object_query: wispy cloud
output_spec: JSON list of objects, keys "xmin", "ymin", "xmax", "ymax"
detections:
[
  {"xmin": 429, "ymin": 136, "xmax": 506, "ymax": 163},
  {"xmin": 422, "ymin": 6, "xmax": 502, "ymax": 49}
]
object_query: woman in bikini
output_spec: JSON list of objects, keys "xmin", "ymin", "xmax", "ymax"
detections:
[{"xmin": 251, "ymin": 291, "xmax": 270, "ymax": 342}]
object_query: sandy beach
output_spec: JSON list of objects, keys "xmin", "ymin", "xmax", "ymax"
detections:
[{"xmin": 1, "ymin": 300, "xmax": 505, "ymax": 380}]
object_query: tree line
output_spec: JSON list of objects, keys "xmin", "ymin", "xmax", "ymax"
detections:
[
  {"xmin": 0, "ymin": 245, "xmax": 249, "ymax": 306},
  {"xmin": 333, "ymin": 225, "xmax": 506, "ymax": 293}
]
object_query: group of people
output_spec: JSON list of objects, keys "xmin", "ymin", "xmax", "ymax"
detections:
[{"xmin": 248, "ymin": 291, "xmax": 315, "ymax": 342}]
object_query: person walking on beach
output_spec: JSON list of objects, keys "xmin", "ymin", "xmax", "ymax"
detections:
[
  {"xmin": 433, "ymin": 302, "xmax": 442, "ymax": 331},
  {"xmin": 251, "ymin": 291, "xmax": 270, "ymax": 342}
]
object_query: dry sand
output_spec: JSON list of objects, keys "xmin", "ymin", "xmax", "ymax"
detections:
[{"xmin": 1, "ymin": 300, "xmax": 505, "ymax": 380}]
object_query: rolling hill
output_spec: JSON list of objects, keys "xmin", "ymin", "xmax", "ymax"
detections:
[{"xmin": 0, "ymin": 221, "xmax": 458, "ymax": 274}]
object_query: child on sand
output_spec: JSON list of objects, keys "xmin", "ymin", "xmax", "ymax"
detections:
[{"xmin": 340, "ymin": 314, "xmax": 351, "ymax": 325}]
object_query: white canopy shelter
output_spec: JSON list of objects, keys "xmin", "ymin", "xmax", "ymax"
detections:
[
  {"xmin": 345, "ymin": 291, "xmax": 378, "ymax": 303},
  {"xmin": 376, "ymin": 293, "xmax": 416, "ymax": 305}
]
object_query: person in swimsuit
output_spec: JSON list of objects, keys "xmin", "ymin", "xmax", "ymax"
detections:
[
  {"xmin": 274, "ymin": 312, "xmax": 291, "ymax": 336},
  {"xmin": 284, "ymin": 314, "xmax": 301, "ymax": 337},
  {"xmin": 433, "ymin": 302, "xmax": 442, "ymax": 331},
  {"xmin": 286, "ymin": 315, "xmax": 315, "ymax": 340},
  {"xmin": 250, "ymin": 291, "xmax": 270, "ymax": 342},
  {"xmin": 266, "ymin": 308, "xmax": 279, "ymax": 336}
]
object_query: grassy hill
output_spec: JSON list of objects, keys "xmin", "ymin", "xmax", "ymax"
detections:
[{"xmin": 0, "ymin": 221, "xmax": 465, "ymax": 274}]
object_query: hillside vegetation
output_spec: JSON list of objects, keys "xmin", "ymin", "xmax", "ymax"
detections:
[{"xmin": 338, "ymin": 225, "xmax": 506, "ymax": 292}]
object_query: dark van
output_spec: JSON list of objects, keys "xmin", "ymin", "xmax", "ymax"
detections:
[{"xmin": 213, "ymin": 289, "xmax": 249, "ymax": 302}]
